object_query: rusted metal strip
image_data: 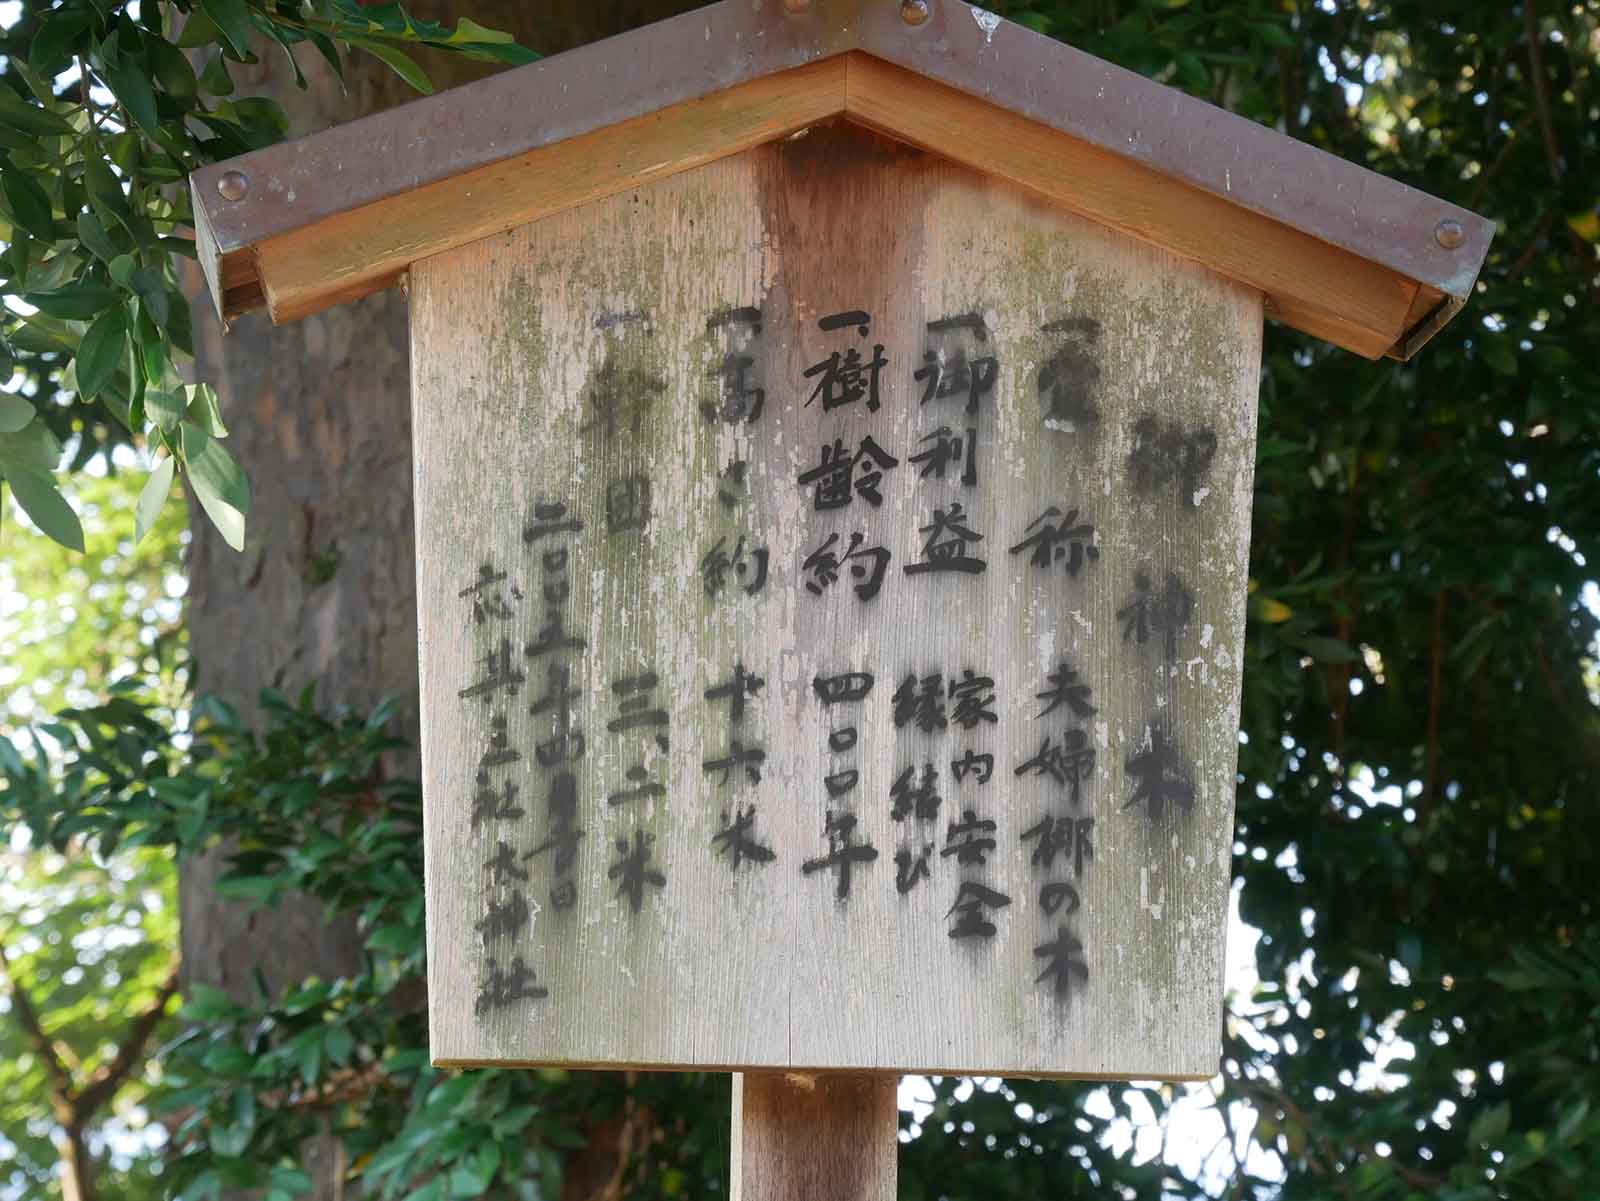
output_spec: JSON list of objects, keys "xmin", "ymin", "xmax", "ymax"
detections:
[
  {"xmin": 848, "ymin": 0, "xmax": 1490, "ymax": 304},
  {"xmin": 190, "ymin": 0, "xmax": 1491, "ymax": 357}
]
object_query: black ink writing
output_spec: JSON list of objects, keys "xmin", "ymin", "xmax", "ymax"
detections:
[
  {"xmin": 950, "ymin": 748, "xmax": 994, "ymax": 784},
  {"xmin": 713, "ymin": 805, "xmax": 777, "ymax": 870},
  {"xmin": 526, "ymin": 771, "xmax": 584, "ymax": 874},
  {"xmin": 947, "ymin": 669, "xmax": 997, "ymax": 730},
  {"xmin": 1014, "ymin": 730, "xmax": 1096, "ymax": 804},
  {"xmin": 1118, "ymin": 569, "xmax": 1194, "ymax": 660},
  {"xmin": 703, "ymin": 738, "xmax": 766, "ymax": 787},
  {"xmin": 889, "ymin": 763, "xmax": 942, "ymax": 821},
  {"xmin": 475, "ymin": 957, "xmax": 548, "ymax": 1014},
  {"xmin": 916, "ymin": 313, "xmax": 996, "ymax": 416},
  {"xmin": 801, "ymin": 810, "xmax": 879, "ymax": 900},
  {"xmin": 605, "ymin": 475, "xmax": 651, "ymax": 534},
  {"xmin": 1038, "ymin": 316, "xmax": 1101, "ymax": 431},
  {"xmin": 797, "ymin": 437, "xmax": 899, "ymax": 511},
  {"xmin": 1127, "ymin": 415, "xmax": 1218, "ymax": 507},
  {"xmin": 475, "ymin": 891, "xmax": 530, "ymax": 941},
  {"xmin": 908, "ymin": 425, "xmax": 977, "ymax": 487},
  {"xmin": 894, "ymin": 843, "xmax": 933, "ymax": 894},
  {"xmin": 814, "ymin": 672, "xmax": 874, "ymax": 705},
  {"xmin": 1021, "ymin": 814, "xmax": 1095, "ymax": 877},
  {"xmin": 802, "ymin": 532, "xmax": 891, "ymax": 602},
  {"xmin": 705, "ymin": 662, "xmax": 765, "ymax": 723},
  {"xmin": 941, "ymin": 809, "xmax": 998, "ymax": 866},
  {"xmin": 459, "ymin": 639, "xmax": 525, "ymax": 703},
  {"xmin": 701, "ymin": 535, "xmax": 770, "ymax": 598},
  {"xmin": 903, "ymin": 502, "xmax": 985, "ymax": 576},
  {"xmin": 893, "ymin": 672, "xmax": 947, "ymax": 733},
  {"xmin": 1036, "ymin": 661, "xmax": 1096, "ymax": 720},
  {"xmin": 805, "ymin": 311, "xmax": 885, "ymax": 413},
  {"xmin": 1039, "ymin": 881, "xmax": 1081, "ymax": 917},
  {"xmin": 459, "ymin": 563, "xmax": 520, "ymax": 623},
  {"xmin": 608, "ymin": 830, "xmax": 666, "ymax": 913},
  {"xmin": 1033, "ymin": 926, "xmax": 1089, "ymax": 998},
  {"xmin": 523, "ymin": 501, "xmax": 583, "ymax": 544},
  {"xmin": 1124, "ymin": 724, "xmax": 1196, "ymax": 822},
  {"xmin": 1009, "ymin": 506, "xmax": 1099, "ymax": 577},
  {"xmin": 580, "ymin": 355, "xmax": 665, "ymax": 439},
  {"xmin": 703, "ymin": 308, "xmax": 765, "ymax": 424},
  {"xmin": 947, "ymin": 881, "xmax": 1012, "ymax": 940}
]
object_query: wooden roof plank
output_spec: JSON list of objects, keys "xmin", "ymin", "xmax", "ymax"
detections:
[
  {"xmin": 256, "ymin": 57, "xmax": 847, "ymax": 323},
  {"xmin": 188, "ymin": 0, "xmax": 1493, "ymax": 359}
]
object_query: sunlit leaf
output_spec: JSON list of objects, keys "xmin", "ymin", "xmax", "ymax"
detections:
[
  {"xmin": 134, "ymin": 452, "xmax": 176, "ymax": 545},
  {"xmin": 3, "ymin": 464, "xmax": 84, "ymax": 551}
]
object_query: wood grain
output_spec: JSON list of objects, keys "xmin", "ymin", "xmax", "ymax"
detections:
[
  {"xmin": 843, "ymin": 54, "xmax": 1414, "ymax": 360},
  {"xmin": 230, "ymin": 46, "xmax": 1431, "ymax": 358},
  {"xmin": 412, "ymin": 122, "xmax": 1259, "ymax": 1080},
  {"xmin": 255, "ymin": 58, "xmax": 846, "ymax": 324},
  {"xmin": 732, "ymin": 1073, "xmax": 898, "ymax": 1201}
]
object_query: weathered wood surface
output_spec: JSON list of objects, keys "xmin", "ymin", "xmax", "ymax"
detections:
[
  {"xmin": 194, "ymin": 1, "xmax": 1492, "ymax": 361},
  {"xmin": 225, "ymin": 47, "xmax": 1433, "ymax": 359},
  {"xmin": 732, "ymin": 1073, "xmax": 898, "ymax": 1201},
  {"xmin": 412, "ymin": 122, "xmax": 1260, "ymax": 1078}
]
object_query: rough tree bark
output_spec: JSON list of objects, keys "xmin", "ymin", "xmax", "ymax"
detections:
[{"xmin": 182, "ymin": 4, "xmax": 701, "ymax": 1199}]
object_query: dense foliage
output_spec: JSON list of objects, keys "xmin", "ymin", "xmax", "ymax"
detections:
[
  {"xmin": 0, "ymin": 0, "xmax": 530, "ymax": 553},
  {"xmin": 1, "ymin": 1, "xmax": 1598, "ymax": 1200}
]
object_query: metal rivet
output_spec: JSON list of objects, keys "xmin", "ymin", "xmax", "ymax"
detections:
[
  {"xmin": 217, "ymin": 170, "xmax": 249, "ymax": 202},
  {"xmin": 1434, "ymin": 219, "xmax": 1465, "ymax": 250},
  {"xmin": 900, "ymin": 0, "xmax": 931, "ymax": 25},
  {"xmin": 781, "ymin": 0, "xmax": 810, "ymax": 12}
]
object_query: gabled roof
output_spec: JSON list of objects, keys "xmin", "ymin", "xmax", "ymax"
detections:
[{"xmin": 189, "ymin": 0, "xmax": 1492, "ymax": 359}]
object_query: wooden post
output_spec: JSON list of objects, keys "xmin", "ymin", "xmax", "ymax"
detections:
[{"xmin": 732, "ymin": 1072, "xmax": 898, "ymax": 1201}]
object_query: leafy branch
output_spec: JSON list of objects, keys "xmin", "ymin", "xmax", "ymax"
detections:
[
  {"xmin": 0, "ymin": 0, "xmax": 533, "ymax": 553},
  {"xmin": 0, "ymin": 933, "xmax": 179, "ymax": 1201}
]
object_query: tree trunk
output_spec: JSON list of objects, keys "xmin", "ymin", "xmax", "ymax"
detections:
[
  {"xmin": 54, "ymin": 1123, "xmax": 96, "ymax": 1201},
  {"xmin": 182, "ymin": 5, "xmax": 701, "ymax": 1199}
]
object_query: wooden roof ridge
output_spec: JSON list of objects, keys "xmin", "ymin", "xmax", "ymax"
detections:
[{"xmin": 189, "ymin": 0, "xmax": 1493, "ymax": 359}]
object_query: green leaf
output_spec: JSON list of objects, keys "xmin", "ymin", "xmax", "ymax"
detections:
[
  {"xmin": 30, "ymin": 10, "xmax": 96, "ymax": 77},
  {"xmin": 77, "ymin": 209, "xmax": 123, "ymax": 263},
  {"xmin": 2, "ymin": 167, "xmax": 57, "ymax": 241},
  {"xmin": 292, "ymin": 1029, "xmax": 323, "ymax": 1084},
  {"xmin": 187, "ymin": 383, "xmax": 229, "ymax": 437},
  {"xmin": 0, "ymin": 84, "xmax": 76, "ymax": 136},
  {"xmin": 135, "ymin": 453, "xmax": 175, "ymax": 544},
  {"xmin": 0, "ymin": 393, "xmax": 33, "ymax": 434},
  {"xmin": 1292, "ymin": 635, "xmax": 1361, "ymax": 664},
  {"xmin": 84, "ymin": 153, "xmax": 135, "ymax": 234},
  {"xmin": 23, "ymin": 282, "xmax": 119, "ymax": 320},
  {"xmin": 1482, "ymin": 337, "xmax": 1518, "ymax": 377},
  {"xmin": 145, "ymin": 385, "xmax": 185, "ymax": 431},
  {"xmin": 1471, "ymin": 1102, "xmax": 1511, "ymax": 1145},
  {"xmin": 448, "ymin": 17, "xmax": 518, "ymax": 47},
  {"xmin": 0, "ymin": 418, "xmax": 64, "ymax": 473},
  {"xmin": 105, "ymin": 55, "xmax": 163, "ymax": 137},
  {"xmin": 76, "ymin": 306, "xmax": 128, "ymax": 399},
  {"xmin": 200, "ymin": 0, "xmax": 255, "ymax": 59},
  {"xmin": 178, "ymin": 9, "xmax": 223, "ymax": 48},
  {"xmin": 135, "ymin": 303, "xmax": 167, "ymax": 388},
  {"xmin": 324, "ymin": 1023, "xmax": 354, "ymax": 1066},
  {"xmin": 350, "ymin": 39, "xmax": 434, "ymax": 95},
  {"xmin": 199, "ymin": 52, "xmax": 235, "ymax": 96},
  {"xmin": 181, "ymin": 420, "xmax": 249, "ymax": 551},
  {"xmin": 364, "ymin": 924, "xmax": 419, "ymax": 955},
  {"xmin": 3, "ymin": 465, "xmax": 84, "ymax": 551},
  {"xmin": 149, "ymin": 37, "xmax": 200, "ymax": 101}
]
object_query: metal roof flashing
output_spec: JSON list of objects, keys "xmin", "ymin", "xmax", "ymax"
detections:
[{"xmin": 189, "ymin": 0, "xmax": 1492, "ymax": 359}]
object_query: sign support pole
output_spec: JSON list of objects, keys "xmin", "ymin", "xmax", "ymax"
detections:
[{"xmin": 731, "ymin": 1072, "xmax": 898, "ymax": 1201}]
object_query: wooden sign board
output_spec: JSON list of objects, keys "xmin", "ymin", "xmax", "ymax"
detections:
[{"xmin": 413, "ymin": 123, "xmax": 1258, "ymax": 1080}]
